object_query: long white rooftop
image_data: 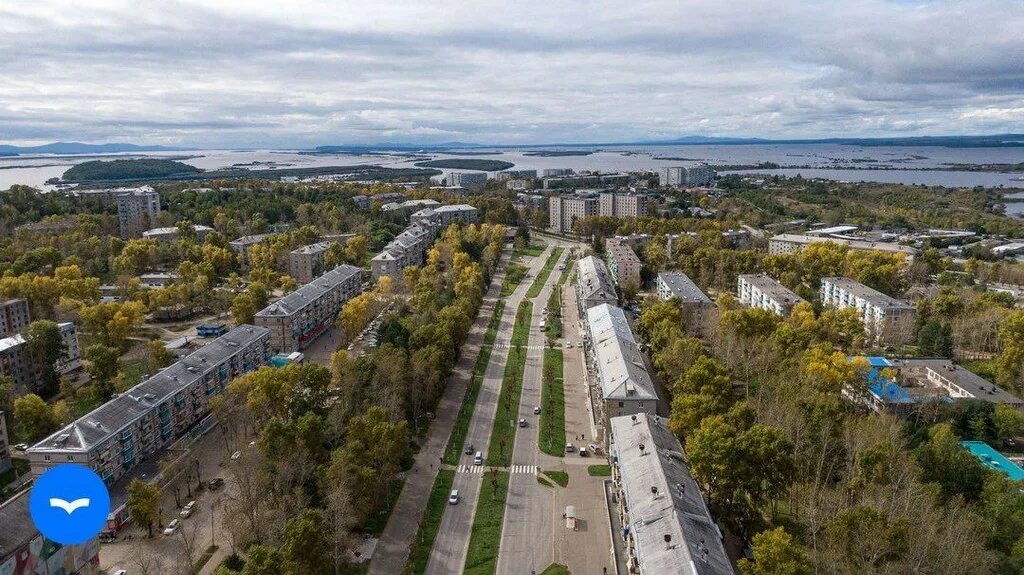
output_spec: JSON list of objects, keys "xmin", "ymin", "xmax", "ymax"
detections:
[{"xmin": 587, "ymin": 304, "xmax": 658, "ymax": 402}]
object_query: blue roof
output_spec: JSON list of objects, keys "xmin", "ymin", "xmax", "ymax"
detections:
[
  {"xmin": 867, "ymin": 356, "xmax": 892, "ymax": 368},
  {"xmin": 962, "ymin": 441, "xmax": 1024, "ymax": 481},
  {"xmin": 866, "ymin": 360, "xmax": 914, "ymax": 404}
]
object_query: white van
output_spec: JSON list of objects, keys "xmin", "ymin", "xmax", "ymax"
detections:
[{"xmin": 474, "ymin": 451, "xmax": 483, "ymax": 465}]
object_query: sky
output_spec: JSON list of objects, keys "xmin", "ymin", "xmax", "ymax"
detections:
[{"xmin": 0, "ymin": 0, "xmax": 1022, "ymax": 148}]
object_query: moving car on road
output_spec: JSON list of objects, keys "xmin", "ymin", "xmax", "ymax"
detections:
[{"xmin": 448, "ymin": 490, "xmax": 460, "ymax": 505}]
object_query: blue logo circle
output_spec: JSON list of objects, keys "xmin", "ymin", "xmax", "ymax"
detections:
[{"xmin": 29, "ymin": 464, "xmax": 110, "ymax": 545}]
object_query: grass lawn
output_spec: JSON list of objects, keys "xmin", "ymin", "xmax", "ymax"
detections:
[
  {"xmin": 544, "ymin": 286, "xmax": 562, "ymax": 340},
  {"xmin": 541, "ymin": 470, "xmax": 569, "ymax": 487},
  {"xmin": 408, "ymin": 469, "xmax": 456, "ymax": 574},
  {"xmin": 526, "ymin": 247, "xmax": 565, "ymax": 298},
  {"xmin": 541, "ymin": 564, "xmax": 571, "ymax": 575},
  {"xmin": 587, "ymin": 464, "xmax": 612, "ymax": 477},
  {"xmin": 514, "ymin": 244, "xmax": 546, "ymax": 259},
  {"xmin": 537, "ymin": 475, "xmax": 554, "ymax": 488},
  {"xmin": 463, "ymin": 470, "xmax": 510, "ymax": 574},
  {"xmin": 115, "ymin": 357, "xmax": 150, "ymax": 393},
  {"xmin": 189, "ymin": 545, "xmax": 219, "ymax": 575},
  {"xmin": 500, "ymin": 264, "xmax": 528, "ymax": 297},
  {"xmin": 538, "ymin": 349, "xmax": 565, "ymax": 457},
  {"xmin": 444, "ymin": 300, "xmax": 506, "ymax": 465},
  {"xmin": 487, "ymin": 302, "xmax": 532, "ymax": 466}
]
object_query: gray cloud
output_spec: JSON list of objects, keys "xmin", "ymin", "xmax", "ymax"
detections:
[{"xmin": 0, "ymin": 0, "xmax": 1022, "ymax": 147}]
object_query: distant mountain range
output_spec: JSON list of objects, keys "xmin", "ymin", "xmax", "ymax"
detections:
[{"xmin": 0, "ymin": 142, "xmax": 187, "ymax": 155}]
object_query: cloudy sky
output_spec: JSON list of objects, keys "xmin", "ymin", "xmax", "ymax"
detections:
[{"xmin": 0, "ymin": 0, "xmax": 1022, "ymax": 147}]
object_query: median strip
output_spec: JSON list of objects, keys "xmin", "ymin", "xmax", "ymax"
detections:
[
  {"xmin": 463, "ymin": 469, "xmax": 511, "ymax": 575},
  {"xmin": 538, "ymin": 349, "xmax": 565, "ymax": 457},
  {"xmin": 487, "ymin": 301, "xmax": 531, "ymax": 467},
  {"xmin": 408, "ymin": 469, "xmax": 456, "ymax": 574},
  {"xmin": 526, "ymin": 247, "xmax": 564, "ymax": 298}
]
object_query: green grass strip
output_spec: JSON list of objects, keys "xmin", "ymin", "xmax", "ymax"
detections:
[
  {"xmin": 487, "ymin": 301, "xmax": 532, "ymax": 466},
  {"xmin": 463, "ymin": 470, "xmax": 510, "ymax": 575},
  {"xmin": 538, "ymin": 349, "xmax": 565, "ymax": 457},
  {"xmin": 526, "ymin": 247, "xmax": 564, "ymax": 298},
  {"xmin": 408, "ymin": 469, "xmax": 456, "ymax": 574},
  {"xmin": 500, "ymin": 264, "xmax": 528, "ymax": 297},
  {"xmin": 555, "ymin": 260, "xmax": 573, "ymax": 286},
  {"xmin": 541, "ymin": 470, "xmax": 569, "ymax": 487},
  {"xmin": 544, "ymin": 286, "xmax": 562, "ymax": 340},
  {"xmin": 587, "ymin": 464, "xmax": 612, "ymax": 477},
  {"xmin": 444, "ymin": 300, "xmax": 505, "ymax": 465},
  {"xmin": 541, "ymin": 564, "xmax": 571, "ymax": 575},
  {"xmin": 514, "ymin": 244, "xmax": 545, "ymax": 258}
]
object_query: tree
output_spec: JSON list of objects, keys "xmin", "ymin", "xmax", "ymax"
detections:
[
  {"xmin": 231, "ymin": 292, "xmax": 258, "ymax": 325},
  {"xmin": 84, "ymin": 344, "xmax": 121, "ymax": 399},
  {"xmin": 993, "ymin": 403, "xmax": 1024, "ymax": 442},
  {"xmin": 13, "ymin": 394, "xmax": 57, "ymax": 441},
  {"xmin": 281, "ymin": 509, "xmax": 330, "ymax": 575},
  {"xmin": 996, "ymin": 310, "xmax": 1024, "ymax": 393},
  {"xmin": 27, "ymin": 320, "xmax": 64, "ymax": 396},
  {"xmin": 242, "ymin": 545, "xmax": 284, "ymax": 575},
  {"xmin": 126, "ymin": 479, "xmax": 161, "ymax": 538},
  {"xmin": 344, "ymin": 235, "xmax": 368, "ymax": 265},
  {"xmin": 79, "ymin": 301, "xmax": 145, "ymax": 349},
  {"xmin": 738, "ymin": 527, "xmax": 812, "ymax": 575},
  {"xmin": 822, "ymin": 506, "xmax": 909, "ymax": 573},
  {"xmin": 917, "ymin": 320, "xmax": 953, "ymax": 356},
  {"xmin": 915, "ymin": 423, "xmax": 988, "ymax": 502}
]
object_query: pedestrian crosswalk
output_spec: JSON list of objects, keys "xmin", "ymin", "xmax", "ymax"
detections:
[{"xmin": 455, "ymin": 465, "xmax": 538, "ymax": 474}]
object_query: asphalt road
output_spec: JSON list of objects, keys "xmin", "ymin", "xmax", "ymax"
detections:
[{"xmin": 425, "ymin": 244, "xmax": 555, "ymax": 575}]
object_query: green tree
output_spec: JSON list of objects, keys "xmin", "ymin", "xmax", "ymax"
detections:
[
  {"xmin": 993, "ymin": 403, "xmax": 1024, "ymax": 442},
  {"xmin": 738, "ymin": 527, "xmax": 812, "ymax": 575},
  {"xmin": 27, "ymin": 320, "xmax": 64, "ymax": 396},
  {"xmin": 996, "ymin": 310, "xmax": 1024, "ymax": 393},
  {"xmin": 13, "ymin": 393, "xmax": 56, "ymax": 441},
  {"xmin": 242, "ymin": 545, "xmax": 284, "ymax": 575},
  {"xmin": 281, "ymin": 509, "xmax": 330, "ymax": 575},
  {"xmin": 84, "ymin": 344, "xmax": 121, "ymax": 400},
  {"xmin": 917, "ymin": 320, "xmax": 953, "ymax": 356},
  {"xmin": 915, "ymin": 423, "xmax": 988, "ymax": 502},
  {"xmin": 822, "ymin": 506, "xmax": 910, "ymax": 573},
  {"xmin": 231, "ymin": 292, "xmax": 258, "ymax": 325},
  {"xmin": 126, "ymin": 478, "xmax": 161, "ymax": 537}
]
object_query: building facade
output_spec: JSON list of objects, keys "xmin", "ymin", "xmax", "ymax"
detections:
[
  {"xmin": 142, "ymin": 224, "xmax": 214, "ymax": 242},
  {"xmin": 27, "ymin": 325, "xmax": 272, "ymax": 484},
  {"xmin": 56, "ymin": 321, "xmax": 83, "ymax": 376},
  {"xmin": 737, "ymin": 274, "xmax": 805, "ymax": 316},
  {"xmin": 606, "ymin": 241, "xmax": 642, "ymax": 289},
  {"xmin": 0, "ymin": 490, "xmax": 100, "ymax": 575},
  {"xmin": 289, "ymin": 242, "xmax": 331, "ymax": 283},
  {"xmin": 228, "ymin": 234, "xmax": 272, "ymax": 266},
  {"xmin": 549, "ymin": 195, "xmax": 599, "ymax": 234},
  {"xmin": 116, "ymin": 187, "xmax": 161, "ymax": 239},
  {"xmin": 820, "ymin": 277, "xmax": 916, "ymax": 344},
  {"xmin": 255, "ymin": 265, "xmax": 364, "ymax": 352},
  {"xmin": 587, "ymin": 304, "xmax": 659, "ymax": 421},
  {"xmin": 370, "ymin": 224, "xmax": 436, "ymax": 280},
  {"xmin": 599, "ymin": 192, "xmax": 649, "ymax": 218},
  {"xmin": 656, "ymin": 271, "xmax": 714, "ymax": 335},
  {"xmin": 659, "ymin": 164, "xmax": 715, "ymax": 187},
  {"xmin": 447, "ymin": 171, "xmax": 487, "ymax": 191},
  {"xmin": 768, "ymin": 233, "xmax": 918, "ymax": 259},
  {"xmin": 0, "ymin": 335, "xmax": 37, "ymax": 394},
  {"xmin": 0, "ymin": 411, "xmax": 10, "ymax": 474},
  {"xmin": 609, "ymin": 413, "xmax": 731, "ymax": 575},
  {"xmin": 0, "ymin": 299, "xmax": 30, "ymax": 338}
]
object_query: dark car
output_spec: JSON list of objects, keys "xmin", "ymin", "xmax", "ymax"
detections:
[{"xmin": 208, "ymin": 477, "xmax": 225, "ymax": 490}]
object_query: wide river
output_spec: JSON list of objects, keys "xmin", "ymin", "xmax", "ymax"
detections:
[{"xmin": 2, "ymin": 144, "xmax": 1024, "ymax": 192}]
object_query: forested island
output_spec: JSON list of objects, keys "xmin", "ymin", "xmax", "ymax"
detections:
[
  {"xmin": 62, "ymin": 159, "xmax": 201, "ymax": 182},
  {"xmin": 413, "ymin": 158, "xmax": 514, "ymax": 171}
]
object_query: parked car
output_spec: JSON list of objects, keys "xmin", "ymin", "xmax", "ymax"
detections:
[
  {"xmin": 231, "ymin": 450, "xmax": 242, "ymax": 460},
  {"xmin": 113, "ymin": 570, "xmax": 127, "ymax": 575},
  {"xmin": 464, "ymin": 443, "xmax": 474, "ymax": 455},
  {"xmin": 180, "ymin": 501, "xmax": 196, "ymax": 518},
  {"xmin": 578, "ymin": 449, "xmax": 589, "ymax": 457},
  {"xmin": 565, "ymin": 443, "xmax": 575, "ymax": 453},
  {"xmin": 588, "ymin": 443, "xmax": 600, "ymax": 454},
  {"xmin": 13, "ymin": 443, "xmax": 27, "ymax": 451},
  {"xmin": 208, "ymin": 478, "xmax": 225, "ymax": 490},
  {"xmin": 565, "ymin": 342, "xmax": 573, "ymax": 349},
  {"xmin": 163, "ymin": 519, "xmax": 180, "ymax": 536},
  {"xmin": 534, "ymin": 406, "xmax": 542, "ymax": 415},
  {"xmin": 448, "ymin": 490, "xmax": 460, "ymax": 505},
  {"xmin": 519, "ymin": 418, "xmax": 527, "ymax": 428}
]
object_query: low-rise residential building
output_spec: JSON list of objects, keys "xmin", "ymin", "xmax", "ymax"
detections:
[
  {"xmin": 0, "ymin": 298, "xmax": 30, "ymax": 338},
  {"xmin": 228, "ymin": 234, "xmax": 272, "ymax": 265},
  {"xmin": 737, "ymin": 274, "xmax": 804, "ymax": 316},
  {"xmin": 142, "ymin": 224, "xmax": 214, "ymax": 242},
  {"xmin": 447, "ymin": 171, "xmax": 487, "ymax": 191},
  {"xmin": 57, "ymin": 321, "xmax": 83, "ymax": 376},
  {"xmin": 370, "ymin": 224, "xmax": 436, "ymax": 280},
  {"xmin": 768, "ymin": 233, "xmax": 918, "ymax": 259},
  {"xmin": 576, "ymin": 256, "xmax": 618, "ymax": 311},
  {"xmin": 255, "ymin": 265, "xmax": 364, "ymax": 352},
  {"xmin": 599, "ymin": 191, "xmax": 649, "ymax": 218},
  {"xmin": 0, "ymin": 489, "xmax": 100, "ymax": 574},
  {"xmin": 289, "ymin": 242, "xmax": 331, "ymax": 283},
  {"xmin": 380, "ymin": 198, "xmax": 442, "ymax": 218},
  {"xmin": 659, "ymin": 164, "xmax": 716, "ymax": 187},
  {"xmin": 820, "ymin": 277, "xmax": 916, "ymax": 345},
  {"xmin": 587, "ymin": 304, "xmax": 659, "ymax": 420},
  {"xmin": 0, "ymin": 334, "xmax": 38, "ymax": 393},
  {"xmin": 116, "ymin": 186, "xmax": 162, "ymax": 239},
  {"xmin": 610, "ymin": 413, "xmax": 731, "ymax": 575},
  {"xmin": 858, "ymin": 357, "xmax": 1024, "ymax": 413},
  {"xmin": 656, "ymin": 271, "xmax": 714, "ymax": 335},
  {"xmin": 607, "ymin": 241, "xmax": 642, "ymax": 289},
  {"xmin": 138, "ymin": 272, "xmax": 178, "ymax": 288},
  {"xmin": 351, "ymin": 195, "xmax": 371, "ymax": 209},
  {"xmin": 27, "ymin": 325, "xmax": 272, "ymax": 483},
  {"xmin": 549, "ymin": 195, "xmax": 599, "ymax": 234},
  {"xmin": 0, "ymin": 411, "xmax": 10, "ymax": 474},
  {"xmin": 410, "ymin": 204, "xmax": 479, "ymax": 229}
]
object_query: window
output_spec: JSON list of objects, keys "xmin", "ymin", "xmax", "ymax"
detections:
[
  {"xmin": 618, "ymin": 401, "xmax": 624, "ymax": 407},
  {"xmin": 44, "ymin": 455, "xmax": 51, "ymax": 461}
]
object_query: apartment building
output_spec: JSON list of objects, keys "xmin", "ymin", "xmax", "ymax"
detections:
[
  {"xmin": 599, "ymin": 192, "xmax": 649, "ymax": 218},
  {"xmin": 542, "ymin": 168, "xmax": 574, "ymax": 177},
  {"xmin": 549, "ymin": 195, "xmax": 599, "ymax": 234},
  {"xmin": 228, "ymin": 234, "xmax": 272, "ymax": 266},
  {"xmin": 606, "ymin": 241, "xmax": 642, "ymax": 288},
  {"xmin": 0, "ymin": 334, "xmax": 38, "ymax": 393},
  {"xmin": 289, "ymin": 242, "xmax": 331, "ymax": 283},
  {"xmin": 57, "ymin": 321, "xmax": 83, "ymax": 376},
  {"xmin": 587, "ymin": 304, "xmax": 659, "ymax": 421},
  {"xmin": 380, "ymin": 199, "xmax": 441, "ymax": 218},
  {"xmin": 769, "ymin": 233, "xmax": 918, "ymax": 259},
  {"xmin": 351, "ymin": 195, "xmax": 371, "ymax": 210},
  {"xmin": 410, "ymin": 204, "xmax": 479, "ymax": 229},
  {"xmin": 116, "ymin": 186, "xmax": 162, "ymax": 239},
  {"xmin": 610, "ymin": 413, "xmax": 731, "ymax": 575},
  {"xmin": 370, "ymin": 224, "xmax": 436, "ymax": 280},
  {"xmin": 0, "ymin": 298, "xmax": 30, "ymax": 338},
  {"xmin": 576, "ymin": 256, "xmax": 618, "ymax": 311},
  {"xmin": 1, "ymin": 489, "xmax": 100, "ymax": 574},
  {"xmin": 0, "ymin": 411, "xmax": 10, "ymax": 474},
  {"xmin": 255, "ymin": 265, "xmax": 364, "ymax": 352},
  {"xmin": 27, "ymin": 325, "xmax": 272, "ymax": 483},
  {"xmin": 737, "ymin": 274, "xmax": 805, "ymax": 316},
  {"xmin": 820, "ymin": 277, "xmax": 916, "ymax": 344},
  {"xmin": 659, "ymin": 164, "xmax": 715, "ymax": 187},
  {"xmin": 447, "ymin": 171, "xmax": 487, "ymax": 191},
  {"xmin": 142, "ymin": 224, "xmax": 214, "ymax": 242},
  {"xmin": 494, "ymin": 169, "xmax": 538, "ymax": 180}
]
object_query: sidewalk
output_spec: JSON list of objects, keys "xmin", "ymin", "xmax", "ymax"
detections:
[{"xmin": 367, "ymin": 252, "xmax": 510, "ymax": 575}]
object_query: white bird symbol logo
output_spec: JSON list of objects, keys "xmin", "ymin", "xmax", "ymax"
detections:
[{"xmin": 49, "ymin": 497, "xmax": 91, "ymax": 514}]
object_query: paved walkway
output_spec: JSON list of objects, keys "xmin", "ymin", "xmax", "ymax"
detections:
[{"xmin": 367, "ymin": 250, "xmax": 512, "ymax": 575}]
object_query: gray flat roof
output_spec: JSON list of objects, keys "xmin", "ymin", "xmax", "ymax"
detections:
[
  {"xmin": 822, "ymin": 277, "xmax": 913, "ymax": 310},
  {"xmin": 587, "ymin": 304, "xmax": 658, "ymax": 402},
  {"xmin": 610, "ymin": 414, "xmax": 732, "ymax": 575},
  {"xmin": 29, "ymin": 325, "xmax": 270, "ymax": 454},
  {"xmin": 771, "ymin": 233, "xmax": 918, "ymax": 256},
  {"xmin": 891, "ymin": 358, "xmax": 1023, "ymax": 405},
  {"xmin": 256, "ymin": 264, "xmax": 362, "ymax": 318},
  {"xmin": 290, "ymin": 241, "xmax": 331, "ymax": 255},
  {"xmin": 608, "ymin": 242, "xmax": 641, "ymax": 264},
  {"xmin": 658, "ymin": 272, "xmax": 712, "ymax": 304},
  {"xmin": 738, "ymin": 274, "xmax": 804, "ymax": 306},
  {"xmin": 576, "ymin": 256, "xmax": 617, "ymax": 306},
  {"xmin": 0, "ymin": 490, "xmax": 41, "ymax": 562}
]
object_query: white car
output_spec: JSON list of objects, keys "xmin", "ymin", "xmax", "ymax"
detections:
[
  {"xmin": 448, "ymin": 490, "xmax": 460, "ymax": 505},
  {"xmin": 231, "ymin": 450, "xmax": 242, "ymax": 460},
  {"xmin": 180, "ymin": 501, "xmax": 196, "ymax": 518},
  {"xmin": 163, "ymin": 519, "xmax": 180, "ymax": 536},
  {"xmin": 113, "ymin": 570, "xmax": 127, "ymax": 575}
]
